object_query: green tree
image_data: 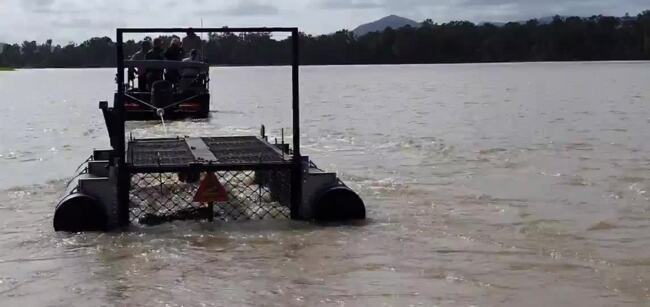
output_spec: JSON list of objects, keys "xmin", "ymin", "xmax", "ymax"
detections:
[{"xmin": 2, "ymin": 11, "xmax": 650, "ymax": 67}]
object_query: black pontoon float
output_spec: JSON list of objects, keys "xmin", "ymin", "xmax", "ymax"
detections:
[{"xmin": 54, "ymin": 27, "xmax": 365, "ymax": 231}]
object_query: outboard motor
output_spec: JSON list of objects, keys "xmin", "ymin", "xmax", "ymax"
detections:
[{"xmin": 151, "ymin": 80, "xmax": 173, "ymax": 108}]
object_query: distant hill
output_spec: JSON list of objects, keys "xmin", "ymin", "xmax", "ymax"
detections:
[{"xmin": 353, "ymin": 15, "xmax": 420, "ymax": 37}]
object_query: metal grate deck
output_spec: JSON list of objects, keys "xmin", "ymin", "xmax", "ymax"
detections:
[
  {"xmin": 202, "ymin": 136, "xmax": 287, "ymax": 164},
  {"xmin": 128, "ymin": 138, "xmax": 194, "ymax": 167},
  {"xmin": 127, "ymin": 136, "xmax": 288, "ymax": 167}
]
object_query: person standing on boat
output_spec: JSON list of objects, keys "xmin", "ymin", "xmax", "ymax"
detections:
[
  {"xmin": 131, "ymin": 39, "xmax": 151, "ymax": 60},
  {"xmin": 183, "ymin": 28, "xmax": 203, "ymax": 62},
  {"xmin": 145, "ymin": 37, "xmax": 165, "ymax": 60},
  {"xmin": 164, "ymin": 37, "xmax": 184, "ymax": 84},
  {"xmin": 164, "ymin": 37, "xmax": 184, "ymax": 61},
  {"xmin": 130, "ymin": 39, "xmax": 151, "ymax": 91},
  {"xmin": 145, "ymin": 38, "xmax": 165, "ymax": 88},
  {"xmin": 182, "ymin": 29, "xmax": 202, "ymax": 60}
]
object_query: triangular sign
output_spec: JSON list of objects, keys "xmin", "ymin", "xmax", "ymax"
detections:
[{"xmin": 193, "ymin": 172, "xmax": 228, "ymax": 203}]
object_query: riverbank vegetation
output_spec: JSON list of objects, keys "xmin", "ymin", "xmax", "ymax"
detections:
[{"xmin": 1, "ymin": 11, "xmax": 649, "ymax": 68}]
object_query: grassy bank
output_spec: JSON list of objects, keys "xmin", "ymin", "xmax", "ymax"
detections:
[{"xmin": 0, "ymin": 67, "xmax": 15, "ymax": 71}]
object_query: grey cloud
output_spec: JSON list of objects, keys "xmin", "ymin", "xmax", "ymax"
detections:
[
  {"xmin": 317, "ymin": 0, "xmax": 382, "ymax": 9},
  {"xmin": 315, "ymin": 0, "xmax": 649, "ymax": 23},
  {"xmin": 2, "ymin": 0, "xmax": 648, "ymax": 44},
  {"xmin": 20, "ymin": 0, "xmax": 56, "ymax": 13},
  {"xmin": 164, "ymin": 0, "xmax": 179, "ymax": 8},
  {"xmin": 202, "ymin": 0, "xmax": 279, "ymax": 16},
  {"xmin": 317, "ymin": 0, "xmax": 446, "ymax": 10},
  {"xmin": 50, "ymin": 17, "xmax": 114, "ymax": 29},
  {"xmin": 21, "ymin": 0, "xmax": 91, "ymax": 14}
]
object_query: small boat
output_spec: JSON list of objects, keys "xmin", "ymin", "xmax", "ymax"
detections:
[{"xmin": 123, "ymin": 60, "xmax": 210, "ymax": 120}]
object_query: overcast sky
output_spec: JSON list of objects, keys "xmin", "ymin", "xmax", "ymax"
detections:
[{"xmin": 0, "ymin": 0, "xmax": 647, "ymax": 44}]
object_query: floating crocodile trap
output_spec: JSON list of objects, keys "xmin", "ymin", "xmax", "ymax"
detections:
[{"xmin": 54, "ymin": 27, "xmax": 365, "ymax": 231}]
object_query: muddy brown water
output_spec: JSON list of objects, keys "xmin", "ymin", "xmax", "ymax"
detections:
[{"xmin": 0, "ymin": 62, "xmax": 649, "ymax": 306}]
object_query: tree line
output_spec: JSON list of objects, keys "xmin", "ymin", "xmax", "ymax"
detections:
[{"xmin": 1, "ymin": 11, "xmax": 649, "ymax": 68}]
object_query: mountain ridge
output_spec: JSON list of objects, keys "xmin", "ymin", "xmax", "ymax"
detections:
[{"xmin": 352, "ymin": 15, "xmax": 420, "ymax": 37}]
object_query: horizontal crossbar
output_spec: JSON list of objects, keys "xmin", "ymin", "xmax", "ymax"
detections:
[
  {"xmin": 118, "ymin": 27, "xmax": 298, "ymax": 34},
  {"xmin": 124, "ymin": 60, "xmax": 209, "ymax": 69},
  {"xmin": 128, "ymin": 162, "xmax": 293, "ymax": 174}
]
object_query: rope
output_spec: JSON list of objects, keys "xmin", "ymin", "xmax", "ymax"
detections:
[
  {"xmin": 124, "ymin": 93, "xmax": 201, "ymax": 112},
  {"xmin": 73, "ymin": 155, "xmax": 93, "ymax": 173},
  {"xmin": 124, "ymin": 93, "xmax": 158, "ymax": 110},
  {"xmin": 65, "ymin": 167, "xmax": 88, "ymax": 189},
  {"xmin": 162, "ymin": 94, "xmax": 201, "ymax": 110}
]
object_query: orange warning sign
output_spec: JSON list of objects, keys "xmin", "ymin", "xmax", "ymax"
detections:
[{"xmin": 193, "ymin": 172, "xmax": 228, "ymax": 203}]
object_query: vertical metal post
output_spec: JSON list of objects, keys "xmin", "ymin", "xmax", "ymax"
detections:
[
  {"xmin": 290, "ymin": 29, "xmax": 302, "ymax": 219},
  {"xmin": 115, "ymin": 29, "xmax": 129, "ymax": 226}
]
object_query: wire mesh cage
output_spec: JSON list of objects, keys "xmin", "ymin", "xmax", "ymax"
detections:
[{"xmin": 129, "ymin": 169, "xmax": 292, "ymax": 225}]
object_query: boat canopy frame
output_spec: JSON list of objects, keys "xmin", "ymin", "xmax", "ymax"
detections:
[{"xmin": 113, "ymin": 27, "xmax": 302, "ymax": 225}]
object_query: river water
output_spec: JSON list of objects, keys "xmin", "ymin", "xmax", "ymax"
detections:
[{"xmin": 0, "ymin": 63, "xmax": 649, "ymax": 306}]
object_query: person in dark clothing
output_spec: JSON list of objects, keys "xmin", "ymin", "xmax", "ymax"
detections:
[
  {"xmin": 164, "ymin": 37, "xmax": 184, "ymax": 61},
  {"xmin": 145, "ymin": 38, "xmax": 165, "ymax": 60},
  {"xmin": 131, "ymin": 40, "xmax": 152, "ymax": 60},
  {"xmin": 164, "ymin": 37, "xmax": 184, "ymax": 84},
  {"xmin": 130, "ymin": 40, "xmax": 151, "ymax": 91},
  {"xmin": 145, "ymin": 38, "xmax": 165, "ymax": 88},
  {"xmin": 179, "ymin": 49, "xmax": 203, "ymax": 91},
  {"xmin": 182, "ymin": 29, "xmax": 202, "ymax": 59}
]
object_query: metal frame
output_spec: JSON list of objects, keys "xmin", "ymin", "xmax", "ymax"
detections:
[
  {"xmin": 113, "ymin": 27, "xmax": 302, "ymax": 226},
  {"xmin": 129, "ymin": 169, "xmax": 293, "ymax": 223}
]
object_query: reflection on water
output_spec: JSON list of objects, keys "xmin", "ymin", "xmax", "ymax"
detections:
[{"xmin": 0, "ymin": 63, "xmax": 649, "ymax": 305}]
